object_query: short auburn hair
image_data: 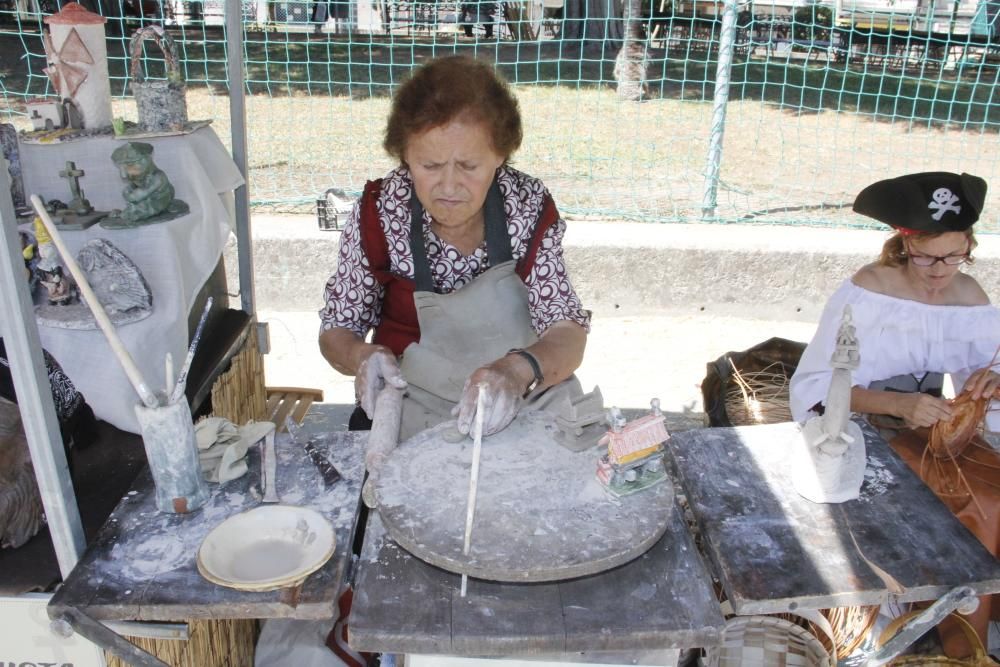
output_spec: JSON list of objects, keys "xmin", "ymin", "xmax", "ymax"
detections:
[
  {"xmin": 383, "ymin": 56, "xmax": 522, "ymax": 164},
  {"xmin": 878, "ymin": 228, "xmax": 977, "ymax": 267}
]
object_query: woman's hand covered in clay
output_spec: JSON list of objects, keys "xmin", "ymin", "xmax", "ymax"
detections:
[
  {"xmin": 895, "ymin": 392, "xmax": 953, "ymax": 429},
  {"xmin": 355, "ymin": 346, "xmax": 407, "ymax": 419},
  {"xmin": 453, "ymin": 361, "xmax": 524, "ymax": 436},
  {"xmin": 963, "ymin": 368, "xmax": 1000, "ymax": 401}
]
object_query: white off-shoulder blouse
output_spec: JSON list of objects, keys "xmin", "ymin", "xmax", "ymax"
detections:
[{"xmin": 790, "ymin": 279, "xmax": 1000, "ymax": 431}]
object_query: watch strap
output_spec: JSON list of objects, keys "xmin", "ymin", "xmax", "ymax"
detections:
[{"xmin": 508, "ymin": 348, "xmax": 543, "ymax": 397}]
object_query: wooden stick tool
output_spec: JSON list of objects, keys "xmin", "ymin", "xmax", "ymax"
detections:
[{"xmin": 460, "ymin": 385, "xmax": 486, "ymax": 597}]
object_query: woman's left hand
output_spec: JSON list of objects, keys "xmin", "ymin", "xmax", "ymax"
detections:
[
  {"xmin": 963, "ymin": 367, "xmax": 1000, "ymax": 401},
  {"xmin": 452, "ymin": 356, "xmax": 530, "ymax": 436}
]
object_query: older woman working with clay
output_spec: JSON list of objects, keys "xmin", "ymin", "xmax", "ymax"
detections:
[
  {"xmin": 790, "ymin": 171, "xmax": 1000, "ymax": 658},
  {"xmin": 319, "ymin": 56, "xmax": 590, "ymax": 441}
]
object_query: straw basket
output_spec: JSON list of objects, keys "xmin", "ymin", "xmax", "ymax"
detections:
[
  {"xmin": 701, "ymin": 337, "xmax": 806, "ymax": 428},
  {"xmin": 703, "ymin": 615, "xmax": 833, "ymax": 667},
  {"xmin": 129, "ymin": 26, "xmax": 188, "ymax": 133}
]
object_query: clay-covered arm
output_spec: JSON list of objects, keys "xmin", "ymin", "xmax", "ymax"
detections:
[
  {"xmin": 319, "ymin": 326, "xmax": 376, "ymax": 376},
  {"xmin": 453, "ymin": 320, "xmax": 587, "ymax": 436}
]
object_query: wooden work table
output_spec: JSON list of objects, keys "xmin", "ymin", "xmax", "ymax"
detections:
[
  {"xmin": 47, "ymin": 405, "xmax": 365, "ymax": 665},
  {"xmin": 668, "ymin": 418, "xmax": 1000, "ymax": 615},
  {"xmin": 350, "ymin": 493, "xmax": 726, "ymax": 658}
]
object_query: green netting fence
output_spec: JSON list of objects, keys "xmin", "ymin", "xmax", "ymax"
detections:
[{"xmin": 1, "ymin": 0, "xmax": 999, "ymax": 231}]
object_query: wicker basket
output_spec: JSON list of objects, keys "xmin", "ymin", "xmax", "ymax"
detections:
[
  {"xmin": 878, "ymin": 612, "xmax": 993, "ymax": 666},
  {"xmin": 703, "ymin": 615, "xmax": 833, "ymax": 667}
]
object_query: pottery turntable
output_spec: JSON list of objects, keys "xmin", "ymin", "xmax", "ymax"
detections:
[{"xmin": 372, "ymin": 403, "xmax": 675, "ymax": 583}]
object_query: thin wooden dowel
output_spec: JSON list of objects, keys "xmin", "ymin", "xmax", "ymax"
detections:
[
  {"xmin": 164, "ymin": 352, "xmax": 175, "ymax": 399},
  {"xmin": 30, "ymin": 195, "xmax": 159, "ymax": 408},
  {"xmin": 168, "ymin": 296, "xmax": 213, "ymax": 405},
  {"xmin": 463, "ymin": 386, "xmax": 486, "ymax": 556}
]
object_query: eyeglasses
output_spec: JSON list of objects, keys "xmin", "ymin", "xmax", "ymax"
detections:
[{"xmin": 905, "ymin": 242, "xmax": 971, "ymax": 267}]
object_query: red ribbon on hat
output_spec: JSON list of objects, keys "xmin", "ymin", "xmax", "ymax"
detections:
[{"xmin": 891, "ymin": 225, "xmax": 921, "ymax": 236}]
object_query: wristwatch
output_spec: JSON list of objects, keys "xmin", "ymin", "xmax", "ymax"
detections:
[{"xmin": 507, "ymin": 348, "xmax": 544, "ymax": 398}]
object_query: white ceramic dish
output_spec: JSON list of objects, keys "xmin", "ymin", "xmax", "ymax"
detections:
[{"xmin": 197, "ymin": 505, "xmax": 336, "ymax": 591}]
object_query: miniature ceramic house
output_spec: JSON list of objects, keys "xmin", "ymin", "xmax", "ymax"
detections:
[
  {"xmin": 596, "ymin": 400, "xmax": 670, "ymax": 497},
  {"xmin": 26, "ymin": 98, "xmax": 64, "ymax": 131},
  {"xmin": 43, "ymin": 2, "xmax": 112, "ymax": 130}
]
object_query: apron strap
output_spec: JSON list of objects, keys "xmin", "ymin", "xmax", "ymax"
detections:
[{"xmin": 409, "ymin": 175, "xmax": 512, "ymax": 293}]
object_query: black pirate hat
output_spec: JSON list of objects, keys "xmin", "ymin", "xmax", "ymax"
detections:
[{"xmin": 853, "ymin": 172, "xmax": 987, "ymax": 233}]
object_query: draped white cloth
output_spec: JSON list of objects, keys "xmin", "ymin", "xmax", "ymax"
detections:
[{"xmin": 19, "ymin": 127, "xmax": 242, "ymax": 432}]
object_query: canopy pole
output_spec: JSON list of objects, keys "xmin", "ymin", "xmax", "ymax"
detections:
[
  {"xmin": 0, "ymin": 157, "xmax": 85, "ymax": 576},
  {"xmin": 226, "ymin": 0, "xmax": 255, "ymax": 315}
]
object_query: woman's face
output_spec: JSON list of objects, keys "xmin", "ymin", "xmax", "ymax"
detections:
[
  {"xmin": 404, "ymin": 117, "xmax": 505, "ymax": 232},
  {"xmin": 904, "ymin": 231, "xmax": 971, "ymax": 290}
]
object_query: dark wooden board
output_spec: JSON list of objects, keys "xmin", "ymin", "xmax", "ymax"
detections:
[
  {"xmin": 669, "ymin": 419, "xmax": 1000, "ymax": 615},
  {"xmin": 49, "ymin": 405, "xmax": 365, "ymax": 622},
  {"xmin": 350, "ymin": 502, "xmax": 724, "ymax": 656}
]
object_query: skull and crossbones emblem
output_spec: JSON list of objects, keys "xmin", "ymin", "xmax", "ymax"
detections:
[{"xmin": 928, "ymin": 187, "xmax": 962, "ymax": 221}]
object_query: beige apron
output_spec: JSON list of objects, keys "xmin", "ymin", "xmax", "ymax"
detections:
[{"xmin": 396, "ymin": 179, "xmax": 586, "ymax": 441}]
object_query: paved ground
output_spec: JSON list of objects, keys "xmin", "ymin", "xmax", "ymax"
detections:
[{"xmin": 258, "ymin": 308, "xmax": 819, "ymax": 430}]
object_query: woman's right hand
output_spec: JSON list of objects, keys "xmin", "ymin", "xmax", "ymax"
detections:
[
  {"xmin": 894, "ymin": 392, "xmax": 954, "ymax": 429},
  {"xmin": 355, "ymin": 345, "xmax": 408, "ymax": 419}
]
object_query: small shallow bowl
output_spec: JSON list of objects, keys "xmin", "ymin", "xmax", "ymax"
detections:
[{"xmin": 197, "ymin": 505, "xmax": 336, "ymax": 591}]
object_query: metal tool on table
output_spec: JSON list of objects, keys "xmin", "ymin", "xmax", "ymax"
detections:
[
  {"xmin": 260, "ymin": 429, "xmax": 279, "ymax": 503},
  {"xmin": 285, "ymin": 415, "xmax": 341, "ymax": 487}
]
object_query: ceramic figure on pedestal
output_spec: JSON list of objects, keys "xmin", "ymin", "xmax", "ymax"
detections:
[
  {"xmin": 793, "ymin": 305, "xmax": 866, "ymax": 503},
  {"xmin": 48, "ymin": 160, "xmax": 108, "ymax": 229},
  {"xmin": 102, "ymin": 142, "xmax": 189, "ymax": 227},
  {"xmin": 42, "ymin": 2, "xmax": 112, "ymax": 131}
]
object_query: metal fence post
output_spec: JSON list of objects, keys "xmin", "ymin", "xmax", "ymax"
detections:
[{"xmin": 701, "ymin": 0, "xmax": 738, "ymax": 220}]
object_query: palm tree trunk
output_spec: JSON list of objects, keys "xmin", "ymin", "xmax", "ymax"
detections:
[{"xmin": 614, "ymin": 0, "xmax": 646, "ymax": 100}]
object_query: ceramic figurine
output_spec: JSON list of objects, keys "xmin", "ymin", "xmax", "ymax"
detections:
[
  {"xmin": 33, "ymin": 216, "xmax": 78, "ymax": 307},
  {"xmin": 47, "ymin": 160, "xmax": 107, "ymax": 230},
  {"xmin": 1, "ymin": 124, "xmax": 29, "ymax": 217},
  {"xmin": 793, "ymin": 305, "xmax": 867, "ymax": 503},
  {"xmin": 77, "ymin": 238, "xmax": 153, "ymax": 318},
  {"xmin": 102, "ymin": 142, "xmax": 189, "ymax": 227},
  {"xmin": 42, "ymin": 2, "xmax": 112, "ymax": 130},
  {"xmin": 595, "ymin": 399, "xmax": 670, "ymax": 498}
]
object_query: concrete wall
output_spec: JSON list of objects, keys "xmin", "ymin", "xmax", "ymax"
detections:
[{"xmin": 229, "ymin": 215, "xmax": 1000, "ymax": 320}]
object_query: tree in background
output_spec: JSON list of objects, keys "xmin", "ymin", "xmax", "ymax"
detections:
[{"xmin": 793, "ymin": 3, "xmax": 833, "ymax": 43}]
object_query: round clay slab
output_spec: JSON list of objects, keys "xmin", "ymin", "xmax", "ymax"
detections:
[{"xmin": 375, "ymin": 412, "xmax": 673, "ymax": 582}]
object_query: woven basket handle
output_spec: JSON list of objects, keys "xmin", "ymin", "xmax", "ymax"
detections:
[
  {"xmin": 877, "ymin": 610, "xmax": 988, "ymax": 661},
  {"xmin": 129, "ymin": 26, "xmax": 182, "ymax": 85}
]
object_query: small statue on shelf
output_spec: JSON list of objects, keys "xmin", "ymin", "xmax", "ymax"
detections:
[
  {"xmin": 32, "ymin": 216, "xmax": 78, "ymax": 307},
  {"xmin": 49, "ymin": 160, "xmax": 107, "ymax": 230},
  {"xmin": 102, "ymin": 142, "xmax": 189, "ymax": 228}
]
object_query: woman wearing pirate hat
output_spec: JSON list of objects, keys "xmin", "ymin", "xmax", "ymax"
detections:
[{"xmin": 790, "ymin": 171, "xmax": 1000, "ymax": 658}]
